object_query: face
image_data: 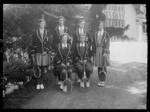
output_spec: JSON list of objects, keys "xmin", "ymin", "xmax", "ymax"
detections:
[
  {"xmin": 39, "ymin": 21, "xmax": 45, "ymax": 29},
  {"xmin": 59, "ymin": 19, "xmax": 64, "ymax": 26},
  {"xmin": 80, "ymin": 36, "xmax": 85, "ymax": 43},
  {"xmin": 98, "ymin": 22, "xmax": 104, "ymax": 31},
  {"xmin": 62, "ymin": 35, "xmax": 68, "ymax": 43},
  {"xmin": 79, "ymin": 21, "xmax": 85, "ymax": 29}
]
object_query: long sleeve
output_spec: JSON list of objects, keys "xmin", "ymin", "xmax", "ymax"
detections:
[
  {"xmin": 103, "ymin": 32, "xmax": 110, "ymax": 54},
  {"xmin": 29, "ymin": 32, "xmax": 36, "ymax": 54},
  {"xmin": 54, "ymin": 47, "xmax": 62, "ymax": 65},
  {"xmin": 44, "ymin": 31, "xmax": 53, "ymax": 53},
  {"xmin": 73, "ymin": 44, "xmax": 80, "ymax": 63},
  {"xmin": 92, "ymin": 32, "xmax": 97, "ymax": 55}
]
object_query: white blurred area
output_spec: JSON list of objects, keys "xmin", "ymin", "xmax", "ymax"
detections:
[{"xmin": 110, "ymin": 42, "xmax": 147, "ymax": 64}]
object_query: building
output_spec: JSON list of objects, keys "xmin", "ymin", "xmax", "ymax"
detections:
[{"xmin": 103, "ymin": 4, "xmax": 147, "ymax": 41}]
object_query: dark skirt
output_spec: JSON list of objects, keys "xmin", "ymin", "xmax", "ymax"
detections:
[{"xmin": 74, "ymin": 61, "xmax": 93, "ymax": 79}]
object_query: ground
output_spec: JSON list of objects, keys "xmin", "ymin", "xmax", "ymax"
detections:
[{"xmin": 3, "ymin": 42, "xmax": 147, "ymax": 109}]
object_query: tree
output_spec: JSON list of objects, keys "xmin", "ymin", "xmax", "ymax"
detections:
[
  {"xmin": 90, "ymin": 4, "xmax": 107, "ymax": 35},
  {"xmin": 3, "ymin": 4, "xmax": 108, "ymax": 50},
  {"xmin": 105, "ymin": 24, "xmax": 130, "ymax": 40},
  {"xmin": 3, "ymin": 4, "xmax": 94, "ymax": 50}
]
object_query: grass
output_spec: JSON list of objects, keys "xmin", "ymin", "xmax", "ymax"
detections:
[
  {"xmin": 3, "ymin": 70, "xmax": 55, "ymax": 109},
  {"xmin": 3, "ymin": 41, "xmax": 147, "ymax": 109}
]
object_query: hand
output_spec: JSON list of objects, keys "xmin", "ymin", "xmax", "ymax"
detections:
[
  {"xmin": 79, "ymin": 60, "xmax": 83, "ymax": 63},
  {"xmin": 43, "ymin": 51, "xmax": 47, "ymax": 55},
  {"xmin": 48, "ymin": 51, "xmax": 52, "ymax": 55},
  {"xmin": 103, "ymin": 53, "xmax": 107, "ymax": 57},
  {"xmin": 61, "ymin": 63, "xmax": 65, "ymax": 67},
  {"xmin": 66, "ymin": 62, "xmax": 70, "ymax": 66},
  {"xmin": 31, "ymin": 54, "xmax": 35, "ymax": 62},
  {"xmin": 31, "ymin": 54, "xmax": 34, "ymax": 57},
  {"xmin": 84, "ymin": 60, "xmax": 87, "ymax": 64},
  {"xmin": 90, "ymin": 46, "xmax": 92, "ymax": 50}
]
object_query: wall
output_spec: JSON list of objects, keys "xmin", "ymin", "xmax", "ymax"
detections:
[{"xmin": 124, "ymin": 5, "xmax": 139, "ymax": 40}]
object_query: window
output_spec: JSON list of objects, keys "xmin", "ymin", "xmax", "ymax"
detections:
[
  {"xmin": 122, "ymin": 20, "xmax": 125, "ymax": 28},
  {"xmin": 114, "ymin": 5, "xmax": 117, "ymax": 11},
  {"xmin": 105, "ymin": 11, "xmax": 107, "ymax": 18},
  {"xmin": 122, "ymin": 13, "xmax": 124, "ymax": 20},
  {"xmin": 120, "ymin": 13, "xmax": 124, "ymax": 20},
  {"xmin": 115, "ymin": 19, "xmax": 118, "ymax": 27},
  {"xmin": 112, "ymin": 12, "xmax": 115, "ymax": 19},
  {"xmin": 121, "ymin": 5, "xmax": 124, "ymax": 12},
  {"xmin": 105, "ymin": 19, "xmax": 108, "ymax": 27},
  {"xmin": 111, "ymin": 5, "xmax": 114, "ymax": 11},
  {"xmin": 118, "ymin": 13, "xmax": 121, "ymax": 20},
  {"xmin": 110, "ymin": 5, "xmax": 112, "ymax": 10},
  {"xmin": 122, "ymin": 5, "xmax": 125, "ymax": 13},
  {"xmin": 113, "ymin": 19, "xmax": 115, "ymax": 27},
  {"xmin": 109, "ymin": 11, "xmax": 112, "ymax": 19},
  {"xmin": 110, "ymin": 19, "xmax": 112, "ymax": 27},
  {"xmin": 143, "ymin": 23, "xmax": 147, "ymax": 33},
  {"xmin": 105, "ymin": 19, "xmax": 107, "ymax": 27},
  {"xmin": 108, "ymin": 19, "xmax": 110, "ymax": 27},
  {"xmin": 120, "ymin": 20, "xmax": 122, "ymax": 28},
  {"xmin": 108, "ymin": 5, "xmax": 110, "ymax": 10},
  {"xmin": 118, "ymin": 6, "xmax": 120, "ymax": 12},
  {"xmin": 117, "ymin": 19, "xmax": 120, "ymax": 27},
  {"xmin": 116, "ymin": 5, "xmax": 118, "ymax": 12},
  {"xmin": 116, "ymin": 13, "xmax": 119, "ymax": 19},
  {"xmin": 110, "ymin": 11, "xmax": 113, "ymax": 19}
]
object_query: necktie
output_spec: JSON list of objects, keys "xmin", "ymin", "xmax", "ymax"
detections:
[
  {"xmin": 79, "ymin": 29, "xmax": 83, "ymax": 34},
  {"xmin": 80, "ymin": 43, "xmax": 85, "ymax": 47},
  {"xmin": 62, "ymin": 44, "xmax": 67, "ymax": 48}
]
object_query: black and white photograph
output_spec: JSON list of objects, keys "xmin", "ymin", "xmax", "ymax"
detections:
[{"xmin": 2, "ymin": 4, "xmax": 147, "ymax": 109}]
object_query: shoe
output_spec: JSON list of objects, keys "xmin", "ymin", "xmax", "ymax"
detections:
[
  {"xmin": 80, "ymin": 82, "xmax": 84, "ymax": 88},
  {"xmin": 86, "ymin": 81, "xmax": 90, "ymax": 87},
  {"xmin": 101, "ymin": 81, "xmax": 105, "ymax": 87},
  {"xmin": 40, "ymin": 84, "xmax": 44, "ymax": 89},
  {"xmin": 36, "ymin": 84, "xmax": 40, "ymax": 90},
  {"xmin": 58, "ymin": 81, "xmax": 62, "ymax": 85},
  {"xmin": 60, "ymin": 84, "xmax": 63, "ymax": 90},
  {"xmin": 63, "ymin": 86, "xmax": 67, "ymax": 92},
  {"xmin": 97, "ymin": 81, "xmax": 102, "ymax": 87}
]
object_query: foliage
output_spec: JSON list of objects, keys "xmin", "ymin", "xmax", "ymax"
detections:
[
  {"xmin": 90, "ymin": 4, "xmax": 107, "ymax": 35},
  {"xmin": 3, "ymin": 4, "xmax": 96, "ymax": 50},
  {"xmin": 105, "ymin": 24, "xmax": 130, "ymax": 39},
  {"xmin": 3, "ymin": 58, "xmax": 30, "ymax": 83}
]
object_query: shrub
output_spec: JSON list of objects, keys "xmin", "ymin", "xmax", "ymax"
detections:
[{"xmin": 3, "ymin": 59, "xmax": 32, "ymax": 84}]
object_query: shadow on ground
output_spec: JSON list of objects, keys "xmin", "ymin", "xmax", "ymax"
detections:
[{"xmin": 3, "ymin": 61, "xmax": 147, "ymax": 109}]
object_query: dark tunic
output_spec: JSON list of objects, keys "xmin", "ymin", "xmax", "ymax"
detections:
[
  {"xmin": 74, "ymin": 42, "xmax": 93, "ymax": 79},
  {"xmin": 79, "ymin": 46, "xmax": 86, "ymax": 58},
  {"xmin": 93, "ymin": 30, "xmax": 110, "ymax": 67},
  {"xmin": 29, "ymin": 29, "xmax": 52, "ymax": 66},
  {"xmin": 30, "ymin": 29, "xmax": 52, "ymax": 54},
  {"xmin": 53, "ymin": 43, "xmax": 74, "ymax": 80}
]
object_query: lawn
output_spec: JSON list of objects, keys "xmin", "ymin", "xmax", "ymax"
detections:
[
  {"xmin": 3, "ymin": 41, "xmax": 148, "ymax": 109},
  {"xmin": 110, "ymin": 41, "xmax": 147, "ymax": 64}
]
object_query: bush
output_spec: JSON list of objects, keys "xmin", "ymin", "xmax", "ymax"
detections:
[{"xmin": 3, "ymin": 59, "xmax": 32, "ymax": 84}]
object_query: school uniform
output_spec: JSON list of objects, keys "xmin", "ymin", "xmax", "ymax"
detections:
[
  {"xmin": 53, "ymin": 42, "xmax": 73, "ymax": 81},
  {"xmin": 29, "ymin": 29, "xmax": 52, "ymax": 84},
  {"xmin": 93, "ymin": 30, "xmax": 110, "ymax": 82},
  {"xmin": 74, "ymin": 42, "xmax": 93, "ymax": 80}
]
